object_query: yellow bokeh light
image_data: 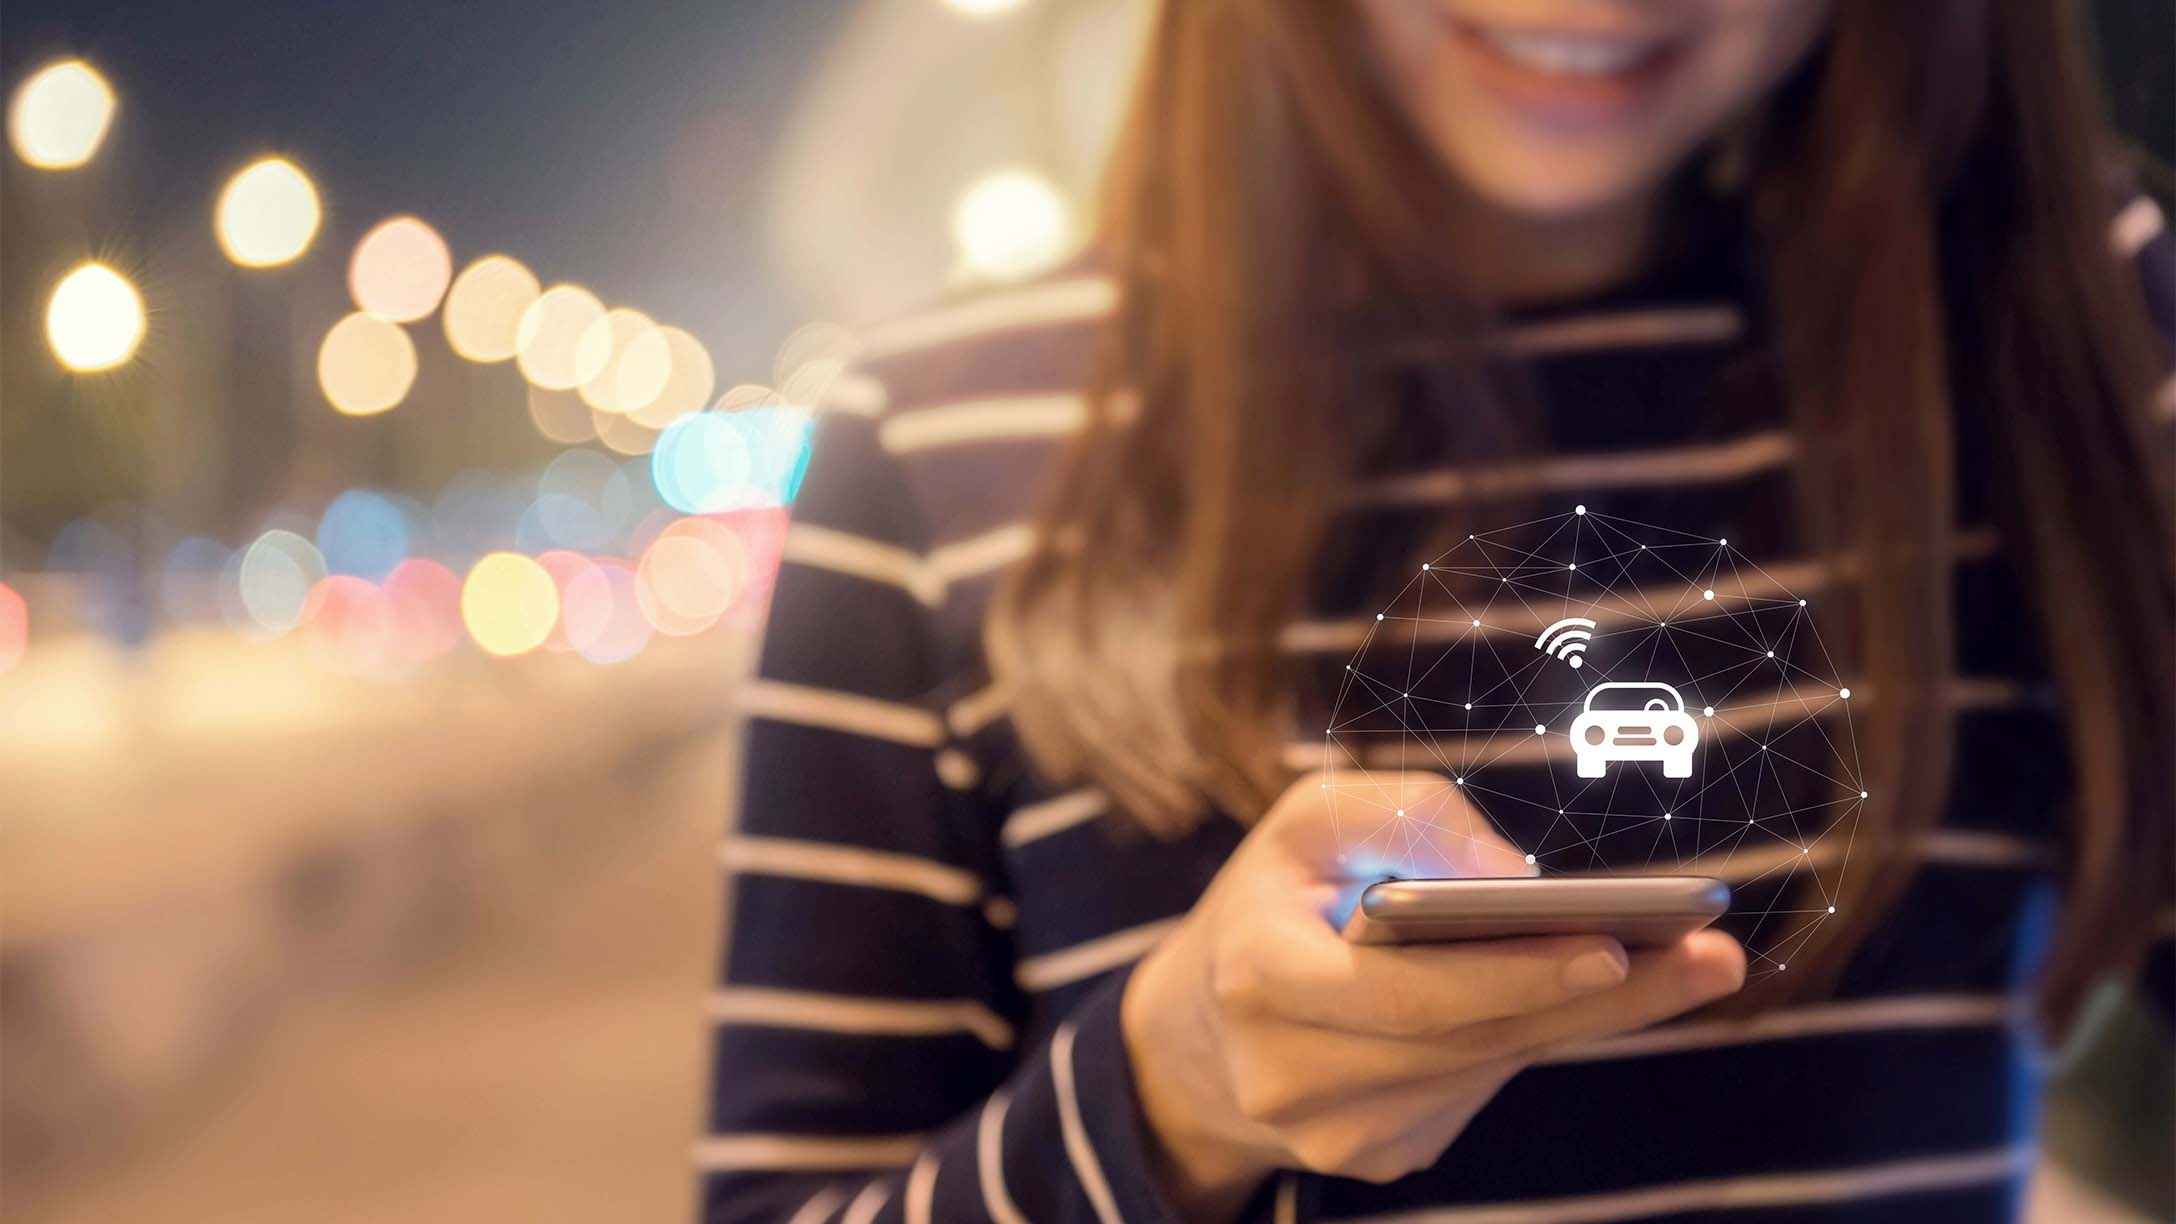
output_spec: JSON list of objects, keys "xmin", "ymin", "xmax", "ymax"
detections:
[
  {"xmin": 46, "ymin": 261, "xmax": 144, "ymax": 372},
  {"xmin": 217, "ymin": 157, "xmax": 321, "ymax": 268},
  {"xmin": 952, "ymin": 167, "xmax": 1071, "ymax": 281},
  {"xmin": 576, "ymin": 307, "xmax": 672, "ymax": 415},
  {"xmin": 9, "ymin": 59, "xmax": 115, "ymax": 169},
  {"xmin": 514, "ymin": 284, "xmax": 607, "ymax": 389},
  {"xmin": 349, "ymin": 215, "xmax": 452, "ymax": 323},
  {"xmin": 317, "ymin": 312, "xmax": 416, "ymax": 415},
  {"xmin": 630, "ymin": 326, "xmax": 716, "ymax": 428},
  {"xmin": 461, "ymin": 551, "xmax": 559, "ymax": 657},
  {"xmin": 445, "ymin": 254, "xmax": 540, "ymax": 363},
  {"xmin": 942, "ymin": 0, "xmax": 1028, "ymax": 16}
]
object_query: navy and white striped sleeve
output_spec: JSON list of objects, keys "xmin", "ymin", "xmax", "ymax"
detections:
[{"xmin": 698, "ymin": 398, "xmax": 1183, "ymax": 1224}]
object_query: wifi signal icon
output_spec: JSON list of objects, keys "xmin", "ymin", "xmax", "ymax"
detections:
[{"xmin": 1536, "ymin": 616, "xmax": 1597, "ymax": 669}]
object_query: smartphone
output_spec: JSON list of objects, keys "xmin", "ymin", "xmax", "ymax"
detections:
[{"xmin": 1343, "ymin": 876, "xmax": 1729, "ymax": 948}]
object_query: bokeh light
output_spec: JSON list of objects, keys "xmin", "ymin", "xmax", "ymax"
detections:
[
  {"xmin": 45, "ymin": 261, "xmax": 145, "ymax": 372},
  {"xmin": 636, "ymin": 517, "xmax": 747, "ymax": 636},
  {"xmin": 652, "ymin": 413, "xmax": 750, "ymax": 513},
  {"xmin": 514, "ymin": 283, "xmax": 607, "ymax": 390},
  {"xmin": 576, "ymin": 307, "xmax": 672, "ymax": 415},
  {"xmin": 628, "ymin": 325, "xmax": 715, "ymax": 428},
  {"xmin": 383, "ymin": 558, "xmax": 463, "ymax": 663},
  {"xmin": 444, "ymin": 254, "xmax": 540, "ymax": 363},
  {"xmin": 216, "ymin": 156, "xmax": 321, "ymax": 268},
  {"xmin": 533, "ymin": 549, "xmax": 604, "ymax": 652},
  {"xmin": 567, "ymin": 559, "xmax": 651, "ymax": 664},
  {"xmin": 460, "ymin": 551, "xmax": 558, "ymax": 656},
  {"xmin": 237, "ymin": 529, "xmax": 327, "ymax": 635},
  {"xmin": 349, "ymin": 215, "xmax": 453, "ymax": 323},
  {"xmin": 297, "ymin": 575, "xmax": 396, "ymax": 674},
  {"xmin": 8, "ymin": 58, "xmax": 116, "ymax": 169},
  {"xmin": 317, "ymin": 312, "xmax": 417, "ymax": 415},
  {"xmin": 952, "ymin": 167, "xmax": 1070, "ymax": 281},
  {"xmin": 316, "ymin": 489, "xmax": 412, "ymax": 580},
  {"xmin": 0, "ymin": 581, "xmax": 26, "ymax": 674}
]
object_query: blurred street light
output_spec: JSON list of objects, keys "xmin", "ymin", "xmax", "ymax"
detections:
[
  {"xmin": 941, "ymin": 0, "xmax": 1030, "ymax": 17},
  {"xmin": 216, "ymin": 156, "xmax": 322, "ymax": 268},
  {"xmin": 515, "ymin": 283, "xmax": 608, "ymax": 389},
  {"xmin": 577, "ymin": 307, "xmax": 672, "ymax": 415},
  {"xmin": 8, "ymin": 58, "xmax": 115, "ymax": 169},
  {"xmin": 445, "ymin": 255, "xmax": 541, "ymax": 362},
  {"xmin": 317, "ymin": 312, "xmax": 417, "ymax": 415},
  {"xmin": 45, "ymin": 261, "xmax": 145, "ymax": 372},
  {"xmin": 349, "ymin": 215, "xmax": 453, "ymax": 322},
  {"xmin": 951, "ymin": 167, "xmax": 1071, "ymax": 281},
  {"xmin": 461, "ymin": 551, "xmax": 559, "ymax": 656}
]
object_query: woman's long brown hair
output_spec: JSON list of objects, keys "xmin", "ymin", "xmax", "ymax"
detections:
[{"xmin": 987, "ymin": 0, "xmax": 2172, "ymax": 1032}]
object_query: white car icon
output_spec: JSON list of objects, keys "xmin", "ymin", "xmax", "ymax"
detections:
[{"xmin": 1570, "ymin": 682, "xmax": 1699, "ymax": 778}]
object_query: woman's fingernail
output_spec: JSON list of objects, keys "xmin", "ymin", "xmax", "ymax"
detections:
[
  {"xmin": 1688, "ymin": 958, "xmax": 1746, "ymax": 999},
  {"xmin": 1561, "ymin": 949, "xmax": 1629, "ymax": 993}
]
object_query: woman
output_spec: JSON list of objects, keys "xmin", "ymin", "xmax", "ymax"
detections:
[{"xmin": 701, "ymin": 2, "xmax": 2173, "ymax": 1221}]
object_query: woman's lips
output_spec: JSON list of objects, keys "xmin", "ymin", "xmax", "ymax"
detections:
[{"xmin": 1447, "ymin": 18, "xmax": 1689, "ymax": 130}]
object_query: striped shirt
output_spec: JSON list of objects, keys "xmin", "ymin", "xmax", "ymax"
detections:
[{"xmin": 700, "ymin": 196, "xmax": 2175, "ymax": 1223}]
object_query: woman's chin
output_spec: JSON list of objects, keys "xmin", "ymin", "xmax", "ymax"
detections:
[{"xmin": 1443, "ymin": 147, "xmax": 1664, "ymax": 223}]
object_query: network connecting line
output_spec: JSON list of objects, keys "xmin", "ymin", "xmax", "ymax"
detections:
[{"xmin": 1319, "ymin": 505, "xmax": 1867, "ymax": 979}]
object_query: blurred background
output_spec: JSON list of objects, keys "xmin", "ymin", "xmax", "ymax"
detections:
[{"xmin": 0, "ymin": 2, "xmax": 2167, "ymax": 1222}]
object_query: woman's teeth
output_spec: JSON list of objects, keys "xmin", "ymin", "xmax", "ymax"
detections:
[{"xmin": 1477, "ymin": 28, "xmax": 1660, "ymax": 76}]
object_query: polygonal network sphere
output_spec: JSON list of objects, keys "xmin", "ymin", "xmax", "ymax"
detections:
[{"xmin": 1321, "ymin": 507, "xmax": 1863, "ymax": 979}]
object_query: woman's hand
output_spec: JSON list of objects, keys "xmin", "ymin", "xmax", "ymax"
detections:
[{"xmin": 1121, "ymin": 771, "xmax": 1746, "ymax": 1217}]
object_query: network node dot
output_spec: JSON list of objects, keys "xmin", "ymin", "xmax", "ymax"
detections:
[
  {"xmin": 1454, "ymin": 777, "xmax": 1464, "ymax": 786},
  {"xmin": 1396, "ymin": 809, "xmax": 1404, "ymax": 817},
  {"xmin": 1376, "ymin": 613, "xmax": 1384, "ymax": 621},
  {"xmin": 1471, "ymin": 618, "xmax": 1480, "ymax": 627},
  {"xmin": 1839, "ymin": 687, "xmax": 1851, "ymax": 699},
  {"xmin": 1703, "ymin": 706, "xmax": 1715, "ymax": 717},
  {"xmin": 1568, "ymin": 562, "xmax": 1578, "ymax": 571},
  {"xmin": 1703, "ymin": 589, "xmax": 1715, "ymax": 601},
  {"xmin": 1828, "ymin": 906, "xmax": 1837, "ymax": 914},
  {"xmin": 1575, "ymin": 504, "xmax": 1587, "ymax": 515},
  {"xmin": 1464, "ymin": 703, "xmax": 1472, "ymax": 711},
  {"xmin": 1569, "ymin": 655, "xmax": 1585, "ymax": 669},
  {"xmin": 1663, "ymin": 812, "xmax": 1672, "ymax": 821},
  {"xmin": 1777, "ymin": 963, "xmax": 1786, "ymax": 971},
  {"xmin": 1860, "ymin": 790, "xmax": 1869, "ymax": 799},
  {"xmin": 1525, "ymin": 853, "xmax": 1536, "ymax": 864},
  {"xmin": 1534, "ymin": 724, "xmax": 1546, "ymax": 735},
  {"xmin": 1766, "ymin": 650, "xmax": 1775, "ymax": 658},
  {"xmin": 1799, "ymin": 599, "xmax": 1808, "ymax": 607},
  {"xmin": 1422, "ymin": 563, "xmax": 1431, "ymax": 570}
]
